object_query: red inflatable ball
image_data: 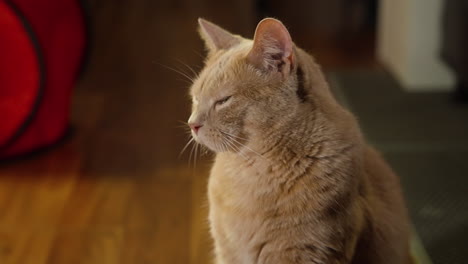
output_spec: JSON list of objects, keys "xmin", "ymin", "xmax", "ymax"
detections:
[{"xmin": 0, "ymin": 0, "xmax": 88, "ymax": 159}]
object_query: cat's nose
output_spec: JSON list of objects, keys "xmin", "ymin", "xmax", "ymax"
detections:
[{"xmin": 189, "ymin": 123, "xmax": 203, "ymax": 134}]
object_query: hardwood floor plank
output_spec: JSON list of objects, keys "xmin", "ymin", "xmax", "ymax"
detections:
[
  {"xmin": 14, "ymin": 231, "xmax": 56, "ymax": 264},
  {"xmin": 190, "ymin": 165, "xmax": 212, "ymax": 264}
]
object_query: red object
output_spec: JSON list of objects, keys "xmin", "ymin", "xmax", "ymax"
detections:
[{"xmin": 0, "ymin": 0, "xmax": 87, "ymax": 159}]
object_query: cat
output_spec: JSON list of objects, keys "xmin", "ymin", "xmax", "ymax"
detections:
[{"xmin": 187, "ymin": 18, "xmax": 412, "ymax": 264}]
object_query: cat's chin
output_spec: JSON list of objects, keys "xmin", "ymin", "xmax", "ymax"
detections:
[
  {"xmin": 193, "ymin": 131, "xmax": 245, "ymax": 153},
  {"xmin": 198, "ymin": 141, "xmax": 226, "ymax": 153},
  {"xmin": 192, "ymin": 136, "xmax": 215, "ymax": 153},
  {"xmin": 194, "ymin": 137, "xmax": 234, "ymax": 154},
  {"xmin": 208, "ymin": 145, "xmax": 241, "ymax": 154}
]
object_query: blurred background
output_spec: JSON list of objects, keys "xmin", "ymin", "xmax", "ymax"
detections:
[{"xmin": 0, "ymin": 0, "xmax": 467, "ymax": 263}]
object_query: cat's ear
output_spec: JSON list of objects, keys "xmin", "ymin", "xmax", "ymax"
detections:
[
  {"xmin": 247, "ymin": 18, "xmax": 294, "ymax": 75},
  {"xmin": 198, "ymin": 18, "xmax": 240, "ymax": 54}
]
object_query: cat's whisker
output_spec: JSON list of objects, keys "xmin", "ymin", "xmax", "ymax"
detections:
[
  {"xmin": 201, "ymin": 144, "xmax": 210, "ymax": 156},
  {"xmin": 219, "ymin": 131, "xmax": 245, "ymax": 151},
  {"xmin": 175, "ymin": 58, "xmax": 199, "ymax": 79},
  {"xmin": 232, "ymin": 137, "xmax": 266, "ymax": 161},
  {"xmin": 193, "ymin": 142, "xmax": 199, "ymax": 171},
  {"xmin": 219, "ymin": 132, "xmax": 247, "ymax": 160},
  {"xmin": 224, "ymin": 141, "xmax": 232, "ymax": 154},
  {"xmin": 176, "ymin": 78, "xmax": 193, "ymax": 86},
  {"xmin": 217, "ymin": 139, "xmax": 224, "ymax": 152},
  {"xmin": 231, "ymin": 142, "xmax": 247, "ymax": 161},
  {"xmin": 218, "ymin": 130, "xmax": 249, "ymax": 141},
  {"xmin": 192, "ymin": 49, "xmax": 205, "ymax": 60},
  {"xmin": 221, "ymin": 138, "xmax": 231, "ymax": 153},
  {"xmin": 176, "ymin": 121, "xmax": 192, "ymax": 134},
  {"xmin": 156, "ymin": 62, "xmax": 195, "ymax": 83},
  {"xmin": 214, "ymin": 141, "xmax": 222, "ymax": 153},
  {"xmin": 224, "ymin": 137, "xmax": 248, "ymax": 161},
  {"xmin": 172, "ymin": 64, "xmax": 197, "ymax": 83},
  {"xmin": 222, "ymin": 136, "xmax": 236, "ymax": 151},
  {"xmin": 179, "ymin": 137, "xmax": 195, "ymax": 158},
  {"xmin": 196, "ymin": 143, "xmax": 201, "ymax": 169},
  {"xmin": 219, "ymin": 130, "xmax": 267, "ymax": 161},
  {"xmin": 167, "ymin": 64, "xmax": 194, "ymax": 81},
  {"xmin": 177, "ymin": 125, "xmax": 192, "ymax": 133},
  {"xmin": 219, "ymin": 142, "xmax": 226, "ymax": 153},
  {"xmin": 178, "ymin": 120, "xmax": 190, "ymax": 126},
  {"xmin": 225, "ymin": 132, "xmax": 249, "ymax": 141},
  {"xmin": 222, "ymin": 137, "xmax": 233, "ymax": 152},
  {"xmin": 188, "ymin": 140, "xmax": 197, "ymax": 169}
]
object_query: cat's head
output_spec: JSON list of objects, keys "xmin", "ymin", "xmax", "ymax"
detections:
[{"xmin": 188, "ymin": 18, "xmax": 304, "ymax": 153}]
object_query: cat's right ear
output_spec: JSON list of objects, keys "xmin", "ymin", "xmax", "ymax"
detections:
[
  {"xmin": 247, "ymin": 18, "xmax": 294, "ymax": 76},
  {"xmin": 198, "ymin": 18, "xmax": 240, "ymax": 55}
]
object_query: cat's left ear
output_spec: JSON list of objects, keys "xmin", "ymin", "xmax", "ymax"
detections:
[
  {"xmin": 198, "ymin": 18, "xmax": 241, "ymax": 54},
  {"xmin": 247, "ymin": 18, "xmax": 294, "ymax": 76}
]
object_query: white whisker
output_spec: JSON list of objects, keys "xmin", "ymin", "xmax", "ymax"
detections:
[
  {"xmin": 220, "ymin": 140, "xmax": 228, "ymax": 153},
  {"xmin": 224, "ymin": 137, "xmax": 248, "ymax": 161},
  {"xmin": 219, "ymin": 130, "xmax": 267, "ymax": 161},
  {"xmin": 175, "ymin": 59, "xmax": 199, "ymax": 79},
  {"xmin": 179, "ymin": 137, "xmax": 195, "ymax": 158},
  {"xmin": 156, "ymin": 62, "xmax": 195, "ymax": 83},
  {"xmin": 227, "ymin": 133, "xmax": 248, "ymax": 141},
  {"xmin": 189, "ymin": 140, "xmax": 196, "ymax": 169},
  {"xmin": 202, "ymin": 146, "xmax": 209, "ymax": 156},
  {"xmin": 193, "ymin": 142, "xmax": 199, "ymax": 171}
]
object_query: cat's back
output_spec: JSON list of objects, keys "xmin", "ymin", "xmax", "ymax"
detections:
[{"xmin": 351, "ymin": 145, "xmax": 412, "ymax": 264}]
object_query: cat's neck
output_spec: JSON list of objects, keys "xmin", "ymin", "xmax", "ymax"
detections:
[
  {"xmin": 231, "ymin": 102, "xmax": 359, "ymax": 169},
  {"xmin": 239, "ymin": 108, "xmax": 317, "ymax": 161}
]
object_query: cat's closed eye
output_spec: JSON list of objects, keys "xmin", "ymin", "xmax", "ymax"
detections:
[{"xmin": 214, "ymin": 95, "xmax": 232, "ymax": 108}]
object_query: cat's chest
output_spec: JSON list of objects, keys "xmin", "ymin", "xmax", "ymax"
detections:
[
  {"xmin": 208, "ymin": 155, "xmax": 282, "ymax": 216},
  {"xmin": 208, "ymin": 158, "xmax": 270, "ymax": 261},
  {"xmin": 209, "ymin": 159, "xmax": 260, "ymax": 207}
]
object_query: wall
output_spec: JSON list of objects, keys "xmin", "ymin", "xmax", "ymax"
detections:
[{"xmin": 377, "ymin": 0, "xmax": 455, "ymax": 91}]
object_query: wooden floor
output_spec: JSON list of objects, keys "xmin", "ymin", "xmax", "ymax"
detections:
[{"xmin": 0, "ymin": 1, "xmax": 376, "ymax": 263}]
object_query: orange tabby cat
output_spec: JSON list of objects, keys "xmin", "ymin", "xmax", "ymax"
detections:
[{"xmin": 188, "ymin": 18, "xmax": 412, "ymax": 264}]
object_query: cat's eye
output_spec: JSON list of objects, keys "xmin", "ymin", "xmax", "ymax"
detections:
[{"xmin": 215, "ymin": 95, "xmax": 232, "ymax": 107}]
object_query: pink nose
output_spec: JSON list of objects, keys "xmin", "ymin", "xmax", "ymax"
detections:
[{"xmin": 189, "ymin": 123, "xmax": 203, "ymax": 134}]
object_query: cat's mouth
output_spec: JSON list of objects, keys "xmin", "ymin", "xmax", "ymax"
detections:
[
  {"xmin": 193, "ymin": 128, "xmax": 245, "ymax": 153},
  {"xmin": 193, "ymin": 134, "xmax": 226, "ymax": 153}
]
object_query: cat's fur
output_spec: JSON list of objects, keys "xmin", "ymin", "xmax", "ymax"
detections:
[{"xmin": 188, "ymin": 18, "xmax": 412, "ymax": 264}]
